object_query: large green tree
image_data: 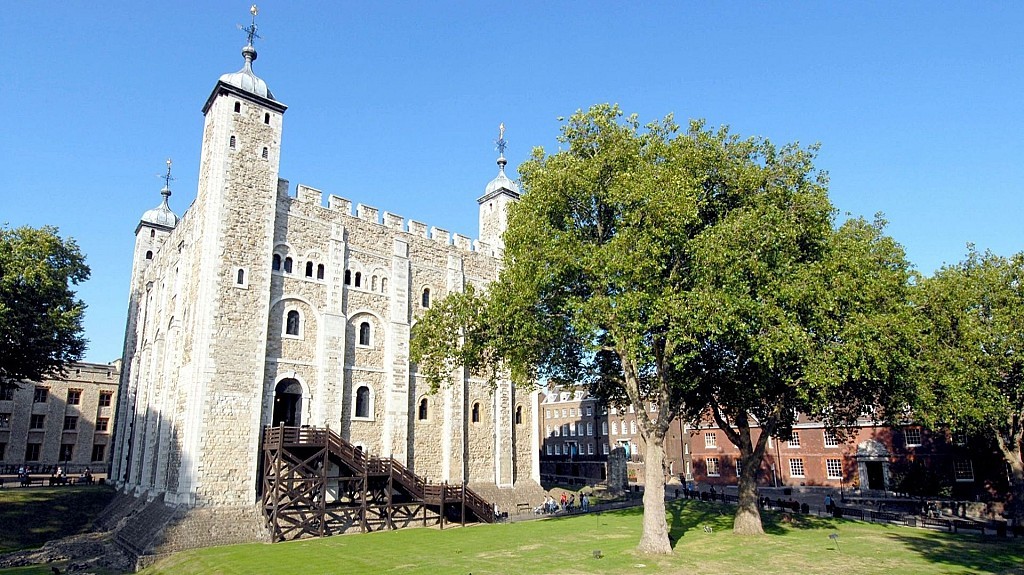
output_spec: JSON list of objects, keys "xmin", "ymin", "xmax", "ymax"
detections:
[
  {"xmin": 915, "ymin": 249, "xmax": 1024, "ymax": 523},
  {"xmin": 0, "ymin": 225, "xmax": 90, "ymax": 388},
  {"xmin": 411, "ymin": 105, "xmax": 917, "ymax": 549}
]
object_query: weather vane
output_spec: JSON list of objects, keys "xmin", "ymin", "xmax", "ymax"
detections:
[
  {"xmin": 161, "ymin": 159, "xmax": 175, "ymax": 189},
  {"xmin": 495, "ymin": 123, "xmax": 507, "ymax": 157},
  {"xmin": 240, "ymin": 5, "xmax": 261, "ymax": 46}
]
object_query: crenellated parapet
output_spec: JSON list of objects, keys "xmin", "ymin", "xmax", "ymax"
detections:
[{"xmin": 289, "ymin": 183, "xmax": 498, "ymax": 256}]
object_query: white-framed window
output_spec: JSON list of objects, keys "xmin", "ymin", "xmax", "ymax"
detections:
[
  {"xmin": 585, "ymin": 406, "xmax": 593, "ymax": 416},
  {"xmin": 353, "ymin": 385, "xmax": 374, "ymax": 420},
  {"xmin": 546, "ymin": 426, "xmax": 552, "ymax": 437},
  {"xmin": 826, "ymin": 458, "xmax": 843, "ymax": 479},
  {"xmin": 570, "ymin": 407, "xmax": 576, "ymax": 417},
  {"xmin": 602, "ymin": 443, "xmax": 609, "ymax": 455},
  {"xmin": 284, "ymin": 309, "xmax": 302, "ymax": 338},
  {"xmin": 954, "ymin": 459, "xmax": 974, "ymax": 482},
  {"xmin": 586, "ymin": 422, "xmax": 593, "ymax": 436},
  {"xmin": 587, "ymin": 442, "xmax": 594, "ymax": 455},
  {"xmin": 601, "ymin": 421, "xmax": 608, "ymax": 435},
  {"xmin": 562, "ymin": 424, "xmax": 569, "ymax": 436},
  {"xmin": 630, "ymin": 421, "xmax": 637, "ymax": 435},
  {"xmin": 824, "ymin": 430, "xmax": 840, "ymax": 448},
  {"xmin": 554, "ymin": 425, "xmax": 560, "ymax": 437},
  {"xmin": 562, "ymin": 408, "xmax": 567, "ymax": 418},
  {"xmin": 555, "ymin": 444, "xmax": 561, "ymax": 455},
  {"xmin": 570, "ymin": 424, "xmax": 576, "ymax": 437},
  {"xmin": 546, "ymin": 444, "xmax": 552, "ymax": 455},
  {"xmin": 706, "ymin": 457, "xmax": 720, "ymax": 477},
  {"xmin": 358, "ymin": 321, "xmax": 373, "ymax": 346},
  {"xmin": 234, "ymin": 267, "xmax": 249, "ymax": 289},
  {"xmin": 611, "ymin": 422, "xmax": 618, "ymax": 435},
  {"xmin": 789, "ymin": 458, "xmax": 805, "ymax": 478},
  {"xmin": 788, "ymin": 432, "xmax": 801, "ymax": 448},
  {"xmin": 546, "ymin": 409, "xmax": 551, "ymax": 418},
  {"xmin": 705, "ymin": 432, "xmax": 717, "ymax": 448},
  {"xmin": 904, "ymin": 427, "xmax": 922, "ymax": 447},
  {"xmin": 576, "ymin": 422, "xmax": 582, "ymax": 436}
]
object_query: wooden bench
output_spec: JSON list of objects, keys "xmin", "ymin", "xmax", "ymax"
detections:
[{"xmin": 516, "ymin": 502, "xmax": 532, "ymax": 514}]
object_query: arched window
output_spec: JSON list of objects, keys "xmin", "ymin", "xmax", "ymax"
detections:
[
  {"xmin": 305, "ymin": 261, "xmax": 313, "ymax": 277},
  {"xmin": 229, "ymin": 135, "xmax": 236, "ymax": 149},
  {"xmin": 421, "ymin": 288, "xmax": 430, "ymax": 308},
  {"xmin": 358, "ymin": 321, "xmax": 371, "ymax": 346},
  {"xmin": 611, "ymin": 422, "xmax": 618, "ymax": 435},
  {"xmin": 236, "ymin": 269, "xmax": 245, "ymax": 284},
  {"xmin": 150, "ymin": 229, "xmax": 155, "ymax": 238},
  {"xmin": 354, "ymin": 272, "xmax": 362, "ymax": 287},
  {"xmin": 285, "ymin": 310, "xmax": 300, "ymax": 336},
  {"xmin": 272, "ymin": 254, "xmax": 281, "ymax": 271},
  {"xmin": 381, "ymin": 277, "xmax": 388, "ymax": 292},
  {"xmin": 284, "ymin": 257, "xmax": 293, "ymax": 273},
  {"xmin": 317, "ymin": 264, "xmax": 325, "ymax": 280},
  {"xmin": 418, "ymin": 398, "xmax": 428, "ymax": 421},
  {"xmin": 354, "ymin": 385, "xmax": 371, "ymax": 418},
  {"xmin": 515, "ymin": 405, "xmax": 523, "ymax": 425},
  {"xmin": 344, "ymin": 270, "xmax": 351, "ymax": 285},
  {"xmin": 371, "ymin": 275, "xmax": 378, "ymax": 291},
  {"xmin": 471, "ymin": 402, "xmax": 480, "ymax": 423},
  {"xmin": 145, "ymin": 250, "xmax": 153, "ymax": 260}
]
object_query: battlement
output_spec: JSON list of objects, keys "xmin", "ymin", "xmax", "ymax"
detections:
[{"xmin": 290, "ymin": 183, "xmax": 497, "ymax": 256}]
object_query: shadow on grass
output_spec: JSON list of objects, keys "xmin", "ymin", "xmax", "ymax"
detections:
[
  {"xmin": 884, "ymin": 531, "xmax": 1024, "ymax": 574},
  {"xmin": 0, "ymin": 486, "xmax": 116, "ymax": 553}
]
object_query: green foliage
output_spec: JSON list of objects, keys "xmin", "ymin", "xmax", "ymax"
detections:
[
  {"xmin": 915, "ymin": 248, "xmax": 1024, "ymax": 518},
  {"xmin": 0, "ymin": 225, "xmax": 90, "ymax": 386}
]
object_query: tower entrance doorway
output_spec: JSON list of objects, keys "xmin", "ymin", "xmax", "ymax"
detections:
[{"xmin": 273, "ymin": 379, "xmax": 303, "ymax": 427}]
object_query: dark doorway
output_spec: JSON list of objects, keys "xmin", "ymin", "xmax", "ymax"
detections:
[
  {"xmin": 865, "ymin": 462, "xmax": 885, "ymax": 490},
  {"xmin": 273, "ymin": 379, "xmax": 303, "ymax": 427}
]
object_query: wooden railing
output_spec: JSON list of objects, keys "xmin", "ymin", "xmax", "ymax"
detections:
[{"xmin": 262, "ymin": 425, "xmax": 495, "ymax": 523}]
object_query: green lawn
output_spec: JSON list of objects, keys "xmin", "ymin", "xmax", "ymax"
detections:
[
  {"xmin": 0, "ymin": 485, "xmax": 116, "ymax": 553},
  {"xmin": 141, "ymin": 501, "xmax": 1024, "ymax": 575}
]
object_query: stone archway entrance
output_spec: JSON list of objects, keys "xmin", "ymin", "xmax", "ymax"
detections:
[
  {"xmin": 273, "ymin": 378, "xmax": 303, "ymax": 427},
  {"xmin": 856, "ymin": 439, "xmax": 890, "ymax": 492}
]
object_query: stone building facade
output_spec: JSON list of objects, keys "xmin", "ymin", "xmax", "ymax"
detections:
[
  {"xmin": 110, "ymin": 31, "xmax": 540, "ymax": 519},
  {"xmin": 0, "ymin": 361, "xmax": 120, "ymax": 473}
]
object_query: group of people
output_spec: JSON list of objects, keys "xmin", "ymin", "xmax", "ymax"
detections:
[{"xmin": 537, "ymin": 492, "xmax": 592, "ymax": 514}]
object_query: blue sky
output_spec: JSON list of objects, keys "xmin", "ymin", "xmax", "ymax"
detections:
[{"xmin": 2, "ymin": 2, "xmax": 1021, "ymax": 363}]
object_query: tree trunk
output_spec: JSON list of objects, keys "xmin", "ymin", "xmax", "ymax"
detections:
[
  {"xmin": 733, "ymin": 445, "xmax": 764, "ymax": 535},
  {"xmin": 637, "ymin": 432, "xmax": 672, "ymax": 554},
  {"xmin": 995, "ymin": 431, "xmax": 1024, "ymax": 525}
]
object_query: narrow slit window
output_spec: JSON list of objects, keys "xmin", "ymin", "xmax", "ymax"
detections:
[
  {"xmin": 354, "ymin": 272, "xmax": 362, "ymax": 287},
  {"xmin": 236, "ymin": 269, "xmax": 245, "ymax": 284},
  {"xmin": 145, "ymin": 250, "xmax": 153, "ymax": 260},
  {"xmin": 284, "ymin": 257, "xmax": 293, "ymax": 273},
  {"xmin": 381, "ymin": 278, "xmax": 387, "ymax": 292},
  {"xmin": 272, "ymin": 254, "xmax": 281, "ymax": 271},
  {"xmin": 472, "ymin": 403, "xmax": 481, "ymax": 423},
  {"xmin": 422, "ymin": 288, "xmax": 430, "ymax": 308},
  {"xmin": 418, "ymin": 398, "xmax": 428, "ymax": 421},
  {"xmin": 234, "ymin": 102, "xmax": 241, "ymax": 113},
  {"xmin": 264, "ymin": 112, "xmax": 270, "ymax": 124},
  {"xmin": 305, "ymin": 261, "xmax": 314, "ymax": 277},
  {"xmin": 229, "ymin": 135, "xmax": 236, "ymax": 149},
  {"xmin": 344, "ymin": 270, "xmax": 351, "ymax": 285},
  {"xmin": 317, "ymin": 264, "xmax": 325, "ymax": 280}
]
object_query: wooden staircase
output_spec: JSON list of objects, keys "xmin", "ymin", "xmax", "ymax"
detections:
[{"xmin": 260, "ymin": 425, "xmax": 495, "ymax": 542}]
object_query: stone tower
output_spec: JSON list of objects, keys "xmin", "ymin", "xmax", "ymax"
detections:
[
  {"xmin": 111, "ymin": 23, "xmax": 287, "ymax": 506},
  {"xmin": 477, "ymin": 124, "xmax": 521, "ymax": 254}
]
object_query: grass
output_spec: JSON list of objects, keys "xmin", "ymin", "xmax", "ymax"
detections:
[
  {"xmin": 0, "ymin": 485, "xmax": 116, "ymax": 554},
  {"xmin": 140, "ymin": 501, "xmax": 1024, "ymax": 575}
]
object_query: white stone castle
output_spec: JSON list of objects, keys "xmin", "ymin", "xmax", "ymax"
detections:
[{"xmin": 109, "ymin": 14, "xmax": 540, "ymax": 522}]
